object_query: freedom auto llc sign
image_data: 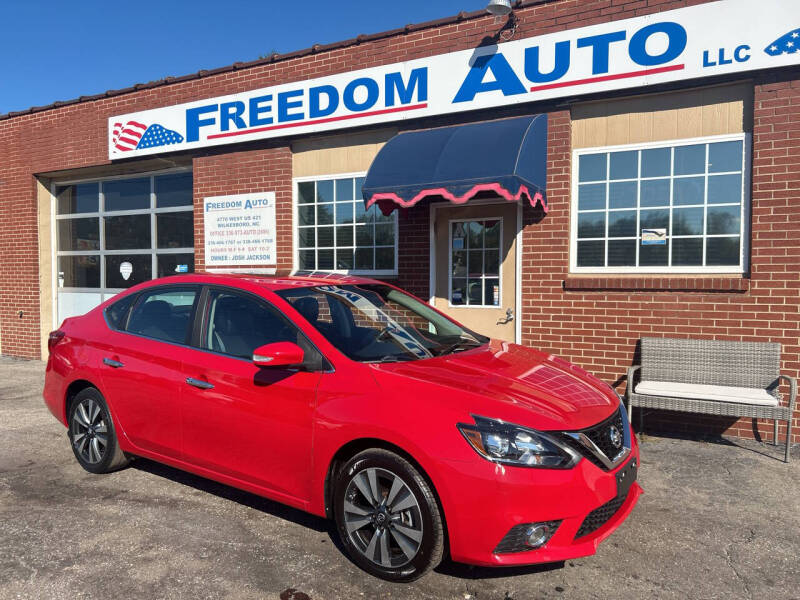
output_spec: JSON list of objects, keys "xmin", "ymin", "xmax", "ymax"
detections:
[
  {"xmin": 204, "ymin": 192, "xmax": 277, "ymax": 269},
  {"xmin": 109, "ymin": 0, "xmax": 800, "ymax": 159}
]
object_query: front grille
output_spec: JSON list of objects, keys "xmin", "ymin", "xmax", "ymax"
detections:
[
  {"xmin": 585, "ymin": 410, "xmax": 625, "ymax": 462},
  {"xmin": 558, "ymin": 409, "xmax": 626, "ymax": 470},
  {"xmin": 559, "ymin": 436, "xmax": 606, "ymax": 470},
  {"xmin": 575, "ymin": 492, "xmax": 628, "ymax": 539}
]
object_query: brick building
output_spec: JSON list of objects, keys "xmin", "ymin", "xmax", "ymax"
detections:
[{"xmin": 0, "ymin": 0, "xmax": 798, "ymax": 444}]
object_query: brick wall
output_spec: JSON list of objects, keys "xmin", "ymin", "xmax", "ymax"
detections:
[
  {"xmin": 518, "ymin": 77, "xmax": 800, "ymax": 444},
  {"xmin": 394, "ymin": 206, "xmax": 431, "ymax": 300},
  {"xmin": 193, "ymin": 145, "xmax": 293, "ymax": 274},
  {"xmin": 0, "ymin": 0, "xmax": 721, "ymax": 359},
  {"xmin": 0, "ymin": 0, "xmax": 797, "ymax": 446}
]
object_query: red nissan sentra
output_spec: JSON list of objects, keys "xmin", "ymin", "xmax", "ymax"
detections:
[{"xmin": 44, "ymin": 273, "xmax": 640, "ymax": 581}]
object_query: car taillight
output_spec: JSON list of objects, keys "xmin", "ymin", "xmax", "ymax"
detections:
[{"xmin": 48, "ymin": 330, "xmax": 66, "ymax": 353}]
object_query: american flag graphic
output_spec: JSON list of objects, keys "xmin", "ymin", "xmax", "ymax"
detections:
[
  {"xmin": 765, "ymin": 28, "xmax": 800, "ymax": 56},
  {"xmin": 111, "ymin": 121, "xmax": 184, "ymax": 153}
]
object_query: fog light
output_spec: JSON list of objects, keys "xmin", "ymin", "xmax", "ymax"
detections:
[
  {"xmin": 524, "ymin": 524, "xmax": 550, "ymax": 548},
  {"xmin": 493, "ymin": 520, "xmax": 561, "ymax": 554}
]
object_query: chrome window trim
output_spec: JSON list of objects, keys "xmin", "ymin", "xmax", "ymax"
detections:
[{"xmin": 102, "ymin": 283, "xmax": 335, "ymax": 373}]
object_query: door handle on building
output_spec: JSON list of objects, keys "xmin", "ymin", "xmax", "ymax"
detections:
[
  {"xmin": 102, "ymin": 357, "xmax": 125, "ymax": 368},
  {"xmin": 497, "ymin": 308, "xmax": 514, "ymax": 325},
  {"xmin": 186, "ymin": 377, "xmax": 214, "ymax": 390}
]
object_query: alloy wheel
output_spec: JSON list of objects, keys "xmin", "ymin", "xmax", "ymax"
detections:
[
  {"xmin": 343, "ymin": 467, "xmax": 424, "ymax": 568},
  {"xmin": 70, "ymin": 397, "xmax": 108, "ymax": 464}
]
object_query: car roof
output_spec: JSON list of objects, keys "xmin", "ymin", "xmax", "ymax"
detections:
[{"xmin": 142, "ymin": 272, "xmax": 383, "ymax": 292}]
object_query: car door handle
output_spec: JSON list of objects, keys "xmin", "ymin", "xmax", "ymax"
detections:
[
  {"xmin": 185, "ymin": 377, "xmax": 214, "ymax": 390},
  {"xmin": 103, "ymin": 358, "xmax": 125, "ymax": 368}
]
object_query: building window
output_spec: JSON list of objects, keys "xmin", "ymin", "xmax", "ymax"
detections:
[
  {"xmin": 55, "ymin": 171, "xmax": 194, "ymax": 294},
  {"xmin": 571, "ymin": 136, "xmax": 748, "ymax": 273},
  {"xmin": 449, "ymin": 219, "xmax": 502, "ymax": 306},
  {"xmin": 295, "ymin": 175, "xmax": 398, "ymax": 275}
]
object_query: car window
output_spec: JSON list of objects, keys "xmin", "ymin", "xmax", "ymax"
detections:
[
  {"xmin": 104, "ymin": 292, "xmax": 138, "ymax": 330},
  {"xmin": 278, "ymin": 284, "xmax": 488, "ymax": 363},
  {"xmin": 126, "ymin": 288, "xmax": 198, "ymax": 344},
  {"xmin": 203, "ymin": 290, "xmax": 311, "ymax": 360}
]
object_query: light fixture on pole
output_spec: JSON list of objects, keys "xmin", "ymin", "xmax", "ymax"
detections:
[{"xmin": 486, "ymin": 0, "xmax": 513, "ymax": 17}]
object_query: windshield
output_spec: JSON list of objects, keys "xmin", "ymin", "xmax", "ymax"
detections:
[{"xmin": 276, "ymin": 284, "xmax": 488, "ymax": 362}]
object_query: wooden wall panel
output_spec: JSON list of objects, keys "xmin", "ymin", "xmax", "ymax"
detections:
[
  {"xmin": 572, "ymin": 83, "xmax": 752, "ymax": 148},
  {"xmin": 292, "ymin": 129, "xmax": 396, "ymax": 178}
]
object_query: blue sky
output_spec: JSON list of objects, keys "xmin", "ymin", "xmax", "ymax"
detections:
[{"xmin": 0, "ymin": 0, "xmax": 488, "ymax": 114}]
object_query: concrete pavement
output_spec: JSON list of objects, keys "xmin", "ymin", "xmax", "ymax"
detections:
[{"xmin": 1, "ymin": 357, "xmax": 798, "ymax": 599}]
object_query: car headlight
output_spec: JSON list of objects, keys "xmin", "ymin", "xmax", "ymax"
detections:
[{"xmin": 457, "ymin": 415, "xmax": 579, "ymax": 469}]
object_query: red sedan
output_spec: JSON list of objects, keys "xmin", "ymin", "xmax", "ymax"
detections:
[{"xmin": 44, "ymin": 273, "xmax": 640, "ymax": 581}]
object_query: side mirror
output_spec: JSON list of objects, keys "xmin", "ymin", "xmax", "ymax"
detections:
[{"xmin": 252, "ymin": 342, "xmax": 305, "ymax": 368}]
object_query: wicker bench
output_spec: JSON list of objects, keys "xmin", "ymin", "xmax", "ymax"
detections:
[{"xmin": 626, "ymin": 337, "xmax": 796, "ymax": 462}]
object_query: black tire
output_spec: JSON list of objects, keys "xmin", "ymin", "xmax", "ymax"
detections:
[
  {"xmin": 333, "ymin": 449, "xmax": 444, "ymax": 582},
  {"xmin": 67, "ymin": 387, "xmax": 129, "ymax": 474}
]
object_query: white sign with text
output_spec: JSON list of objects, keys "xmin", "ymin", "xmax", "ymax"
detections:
[
  {"xmin": 109, "ymin": 0, "xmax": 800, "ymax": 159},
  {"xmin": 204, "ymin": 192, "xmax": 277, "ymax": 268}
]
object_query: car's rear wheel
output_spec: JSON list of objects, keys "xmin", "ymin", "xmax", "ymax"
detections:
[
  {"xmin": 68, "ymin": 387, "xmax": 129, "ymax": 474},
  {"xmin": 333, "ymin": 449, "xmax": 444, "ymax": 582}
]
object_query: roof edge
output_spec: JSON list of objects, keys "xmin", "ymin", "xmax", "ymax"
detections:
[{"xmin": 0, "ymin": 0, "xmax": 554, "ymax": 122}]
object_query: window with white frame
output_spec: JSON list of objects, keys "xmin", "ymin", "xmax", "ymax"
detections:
[
  {"xmin": 295, "ymin": 175, "xmax": 398, "ymax": 274},
  {"xmin": 55, "ymin": 171, "xmax": 194, "ymax": 293},
  {"xmin": 571, "ymin": 136, "xmax": 747, "ymax": 272},
  {"xmin": 449, "ymin": 219, "xmax": 502, "ymax": 306}
]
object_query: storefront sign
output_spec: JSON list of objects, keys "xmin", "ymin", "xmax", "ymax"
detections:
[
  {"xmin": 204, "ymin": 192, "xmax": 277, "ymax": 268},
  {"xmin": 109, "ymin": 0, "xmax": 800, "ymax": 159}
]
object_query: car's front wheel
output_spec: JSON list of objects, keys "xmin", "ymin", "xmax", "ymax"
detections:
[
  {"xmin": 68, "ymin": 387, "xmax": 129, "ymax": 474},
  {"xmin": 333, "ymin": 449, "xmax": 444, "ymax": 582}
]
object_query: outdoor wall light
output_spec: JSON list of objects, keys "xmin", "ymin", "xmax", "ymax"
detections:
[
  {"xmin": 486, "ymin": 0, "xmax": 518, "ymax": 41},
  {"xmin": 486, "ymin": 0, "xmax": 513, "ymax": 16}
]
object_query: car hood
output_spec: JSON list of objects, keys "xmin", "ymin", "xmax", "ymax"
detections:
[{"xmin": 371, "ymin": 340, "xmax": 619, "ymax": 431}]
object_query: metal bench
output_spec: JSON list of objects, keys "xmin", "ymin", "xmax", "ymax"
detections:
[{"xmin": 626, "ymin": 337, "xmax": 796, "ymax": 462}]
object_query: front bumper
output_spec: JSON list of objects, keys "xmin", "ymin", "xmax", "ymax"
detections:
[{"xmin": 439, "ymin": 440, "xmax": 641, "ymax": 567}]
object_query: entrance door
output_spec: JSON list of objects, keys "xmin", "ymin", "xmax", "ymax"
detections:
[{"xmin": 432, "ymin": 202, "xmax": 518, "ymax": 342}]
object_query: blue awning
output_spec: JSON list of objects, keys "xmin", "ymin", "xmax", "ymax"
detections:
[{"xmin": 362, "ymin": 114, "xmax": 547, "ymax": 214}]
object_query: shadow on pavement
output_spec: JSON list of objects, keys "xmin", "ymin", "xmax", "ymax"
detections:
[
  {"xmin": 435, "ymin": 559, "xmax": 565, "ymax": 579},
  {"xmin": 636, "ymin": 430, "xmax": 791, "ymax": 463},
  {"xmin": 131, "ymin": 457, "xmax": 332, "ymax": 534},
  {"xmin": 132, "ymin": 456, "xmax": 568, "ymax": 581}
]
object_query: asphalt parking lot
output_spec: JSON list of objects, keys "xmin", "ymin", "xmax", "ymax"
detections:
[{"xmin": 1, "ymin": 357, "xmax": 798, "ymax": 600}]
